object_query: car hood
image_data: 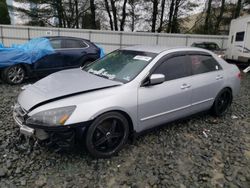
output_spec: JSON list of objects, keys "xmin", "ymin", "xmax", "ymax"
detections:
[{"xmin": 18, "ymin": 68, "xmax": 122, "ymax": 111}]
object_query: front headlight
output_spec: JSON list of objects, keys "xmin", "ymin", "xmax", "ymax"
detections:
[{"xmin": 26, "ymin": 106, "xmax": 76, "ymax": 126}]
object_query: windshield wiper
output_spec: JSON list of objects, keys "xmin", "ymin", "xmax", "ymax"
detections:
[
  {"xmin": 90, "ymin": 72, "xmax": 110, "ymax": 79},
  {"xmin": 96, "ymin": 74, "xmax": 110, "ymax": 79}
]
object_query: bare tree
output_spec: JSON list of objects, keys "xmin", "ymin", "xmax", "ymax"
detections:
[
  {"xmin": 104, "ymin": 0, "xmax": 114, "ymax": 30},
  {"xmin": 157, "ymin": 0, "xmax": 166, "ymax": 32},
  {"xmin": 204, "ymin": 0, "xmax": 212, "ymax": 34},
  {"xmin": 167, "ymin": 0, "xmax": 175, "ymax": 33},
  {"xmin": 151, "ymin": 0, "xmax": 159, "ymax": 32},
  {"xmin": 215, "ymin": 0, "xmax": 226, "ymax": 33},
  {"xmin": 90, "ymin": 0, "xmax": 97, "ymax": 29},
  {"xmin": 120, "ymin": 0, "xmax": 128, "ymax": 31},
  {"xmin": 235, "ymin": 0, "xmax": 242, "ymax": 18},
  {"xmin": 110, "ymin": 0, "xmax": 119, "ymax": 30}
]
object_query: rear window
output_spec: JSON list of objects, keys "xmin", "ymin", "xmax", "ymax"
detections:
[
  {"xmin": 235, "ymin": 32, "xmax": 245, "ymax": 42},
  {"xmin": 190, "ymin": 55, "xmax": 221, "ymax": 75},
  {"xmin": 50, "ymin": 39, "xmax": 63, "ymax": 49},
  {"xmin": 64, "ymin": 39, "xmax": 88, "ymax": 48},
  {"xmin": 205, "ymin": 43, "xmax": 219, "ymax": 51}
]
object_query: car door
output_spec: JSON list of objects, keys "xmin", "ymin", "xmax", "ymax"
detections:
[
  {"xmin": 34, "ymin": 38, "xmax": 65, "ymax": 75},
  {"xmin": 60, "ymin": 39, "xmax": 89, "ymax": 68},
  {"xmin": 138, "ymin": 54, "xmax": 193, "ymax": 131},
  {"xmin": 188, "ymin": 53, "xmax": 224, "ymax": 113}
]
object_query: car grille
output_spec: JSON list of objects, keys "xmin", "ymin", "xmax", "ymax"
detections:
[{"xmin": 13, "ymin": 103, "xmax": 27, "ymax": 126}]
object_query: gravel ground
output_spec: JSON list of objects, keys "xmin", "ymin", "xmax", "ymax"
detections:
[{"xmin": 0, "ymin": 73, "xmax": 250, "ymax": 188}]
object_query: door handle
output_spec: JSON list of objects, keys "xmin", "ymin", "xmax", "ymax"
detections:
[
  {"xmin": 181, "ymin": 84, "xmax": 191, "ymax": 89},
  {"xmin": 216, "ymin": 75, "xmax": 223, "ymax": 80}
]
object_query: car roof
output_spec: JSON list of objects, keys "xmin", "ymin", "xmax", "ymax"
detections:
[
  {"xmin": 193, "ymin": 42, "xmax": 217, "ymax": 45},
  {"xmin": 122, "ymin": 45, "xmax": 210, "ymax": 54},
  {"xmin": 44, "ymin": 36, "xmax": 89, "ymax": 41}
]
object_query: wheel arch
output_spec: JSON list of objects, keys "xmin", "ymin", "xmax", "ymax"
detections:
[
  {"xmin": 92, "ymin": 109, "xmax": 135, "ymax": 137},
  {"xmin": 222, "ymin": 86, "xmax": 232, "ymax": 93},
  {"xmin": 215, "ymin": 86, "xmax": 233, "ymax": 101},
  {"xmin": 13, "ymin": 63, "xmax": 32, "ymax": 76}
]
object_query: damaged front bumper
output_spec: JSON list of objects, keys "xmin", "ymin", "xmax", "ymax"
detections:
[
  {"xmin": 13, "ymin": 103, "xmax": 48, "ymax": 139},
  {"xmin": 13, "ymin": 103, "xmax": 91, "ymax": 149}
]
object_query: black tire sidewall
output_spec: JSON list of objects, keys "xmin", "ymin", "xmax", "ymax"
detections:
[
  {"xmin": 85, "ymin": 112, "xmax": 129, "ymax": 158},
  {"xmin": 212, "ymin": 88, "xmax": 233, "ymax": 116},
  {"xmin": 3, "ymin": 65, "xmax": 25, "ymax": 84}
]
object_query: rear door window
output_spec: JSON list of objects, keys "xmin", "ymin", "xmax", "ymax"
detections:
[
  {"xmin": 154, "ymin": 55, "xmax": 192, "ymax": 81},
  {"xmin": 50, "ymin": 39, "xmax": 63, "ymax": 49},
  {"xmin": 190, "ymin": 55, "xmax": 222, "ymax": 75},
  {"xmin": 64, "ymin": 39, "xmax": 87, "ymax": 49}
]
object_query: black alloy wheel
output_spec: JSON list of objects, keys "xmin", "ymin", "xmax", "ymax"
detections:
[
  {"xmin": 86, "ymin": 112, "xmax": 129, "ymax": 158},
  {"xmin": 212, "ymin": 88, "xmax": 233, "ymax": 116}
]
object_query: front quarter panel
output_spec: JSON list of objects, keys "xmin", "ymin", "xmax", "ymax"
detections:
[{"xmin": 28, "ymin": 85, "xmax": 138, "ymax": 130}]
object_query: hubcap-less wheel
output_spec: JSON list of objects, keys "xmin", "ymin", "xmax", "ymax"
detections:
[
  {"xmin": 7, "ymin": 65, "xmax": 25, "ymax": 84},
  {"xmin": 86, "ymin": 112, "xmax": 129, "ymax": 158},
  {"xmin": 212, "ymin": 88, "xmax": 232, "ymax": 116}
]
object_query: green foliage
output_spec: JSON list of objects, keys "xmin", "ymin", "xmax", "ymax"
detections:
[{"xmin": 0, "ymin": 0, "xmax": 11, "ymax": 24}]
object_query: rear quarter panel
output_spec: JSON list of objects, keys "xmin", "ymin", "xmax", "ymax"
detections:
[{"xmin": 215, "ymin": 56, "xmax": 241, "ymax": 97}]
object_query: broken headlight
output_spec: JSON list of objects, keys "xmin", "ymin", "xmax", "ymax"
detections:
[{"xmin": 26, "ymin": 106, "xmax": 76, "ymax": 126}]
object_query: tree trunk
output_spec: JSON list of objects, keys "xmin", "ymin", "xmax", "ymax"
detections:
[
  {"xmin": 215, "ymin": 0, "xmax": 225, "ymax": 33},
  {"xmin": 110, "ymin": 0, "xmax": 118, "ymax": 31},
  {"xmin": 158, "ymin": 0, "xmax": 166, "ymax": 32},
  {"xmin": 120, "ymin": 0, "xmax": 128, "ymax": 31},
  {"xmin": 104, "ymin": 0, "xmax": 114, "ymax": 30},
  {"xmin": 90, "ymin": 0, "xmax": 97, "ymax": 29},
  {"xmin": 151, "ymin": 0, "xmax": 158, "ymax": 32},
  {"xmin": 171, "ymin": 0, "xmax": 180, "ymax": 33},
  {"xmin": 0, "ymin": 0, "xmax": 11, "ymax": 24},
  {"xmin": 234, "ymin": 0, "xmax": 242, "ymax": 18},
  {"xmin": 131, "ymin": 4, "xmax": 135, "ymax": 31},
  {"xmin": 167, "ymin": 0, "xmax": 175, "ymax": 33},
  {"xmin": 55, "ymin": 0, "xmax": 64, "ymax": 27},
  {"xmin": 74, "ymin": 0, "xmax": 79, "ymax": 28},
  {"xmin": 204, "ymin": 0, "xmax": 212, "ymax": 34}
]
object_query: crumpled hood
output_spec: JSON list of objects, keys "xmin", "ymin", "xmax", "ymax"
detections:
[{"xmin": 18, "ymin": 68, "xmax": 121, "ymax": 111}]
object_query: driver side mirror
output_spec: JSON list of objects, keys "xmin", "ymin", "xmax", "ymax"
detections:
[{"xmin": 149, "ymin": 74, "xmax": 165, "ymax": 85}]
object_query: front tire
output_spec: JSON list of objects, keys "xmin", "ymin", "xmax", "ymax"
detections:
[
  {"xmin": 85, "ymin": 112, "xmax": 129, "ymax": 158},
  {"xmin": 211, "ymin": 88, "xmax": 233, "ymax": 116},
  {"xmin": 2, "ymin": 65, "xmax": 26, "ymax": 84}
]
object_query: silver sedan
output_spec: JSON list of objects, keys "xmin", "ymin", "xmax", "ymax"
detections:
[{"xmin": 13, "ymin": 45, "xmax": 241, "ymax": 158}]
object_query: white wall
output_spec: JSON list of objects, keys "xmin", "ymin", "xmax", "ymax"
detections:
[{"xmin": 0, "ymin": 25, "xmax": 229, "ymax": 53}]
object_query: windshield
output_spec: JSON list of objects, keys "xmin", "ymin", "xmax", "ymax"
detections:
[{"xmin": 83, "ymin": 50, "xmax": 157, "ymax": 83}]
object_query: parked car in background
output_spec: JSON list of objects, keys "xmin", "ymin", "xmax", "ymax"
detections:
[
  {"xmin": 0, "ymin": 36, "xmax": 101, "ymax": 84},
  {"xmin": 191, "ymin": 42, "xmax": 226, "ymax": 59},
  {"xmin": 13, "ymin": 45, "xmax": 241, "ymax": 158}
]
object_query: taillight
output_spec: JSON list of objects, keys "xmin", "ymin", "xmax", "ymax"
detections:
[{"xmin": 237, "ymin": 72, "xmax": 242, "ymax": 79}]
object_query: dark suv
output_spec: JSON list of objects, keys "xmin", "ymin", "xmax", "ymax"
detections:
[{"xmin": 0, "ymin": 36, "xmax": 101, "ymax": 84}]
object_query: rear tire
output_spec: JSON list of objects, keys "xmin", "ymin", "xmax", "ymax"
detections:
[
  {"xmin": 211, "ymin": 88, "xmax": 233, "ymax": 116},
  {"xmin": 2, "ymin": 64, "xmax": 26, "ymax": 84},
  {"xmin": 85, "ymin": 112, "xmax": 129, "ymax": 158}
]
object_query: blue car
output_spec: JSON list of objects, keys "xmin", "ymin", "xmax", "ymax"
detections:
[{"xmin": 0, "ymin": 36, "xmax": 102, "ymax": 84}]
